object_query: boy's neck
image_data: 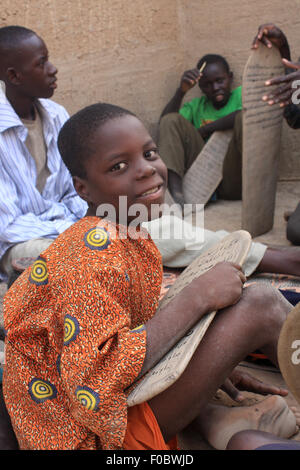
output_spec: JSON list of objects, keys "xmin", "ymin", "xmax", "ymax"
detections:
[
  {"xmin": 5, "ymin": 88, "xmax": 37, "ymax": 120},
  {"xmin": 85, "ymin": 206, "xmax": 96, "ymax": 217},
  {"xmin": 213, "ymin": 102, "xmax": 226, "ymax": 110},
  {"xmin": 210, "ymin": 94, "xmax": 231, "ymax": 110}
]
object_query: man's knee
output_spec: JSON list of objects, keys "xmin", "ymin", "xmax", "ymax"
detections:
[
  {"xmin": 234, "ymin": 110, "xmax": 242, "ymax": 131},
  {"xmin": 159, "ymin": 113, "xmax": 185, "ymax": 132}
]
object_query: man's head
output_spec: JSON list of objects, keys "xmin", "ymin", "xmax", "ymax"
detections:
[
  {"xmin": 197, "ymin": 54, "xmax": 233, "ymax": 109},
  {"xmin": 0, "ymin": 25, "xmax": 57, "ymax": 99},
  {"xmin": 58, "ymin": 103, "xmax": 167, "ymax": 222}
]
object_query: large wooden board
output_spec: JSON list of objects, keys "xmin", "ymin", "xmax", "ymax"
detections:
[
  {"xmin": 127, "ymin": 230, "xmax": 251, "ymax": 406},
  {"xmin": 183, "ymin": 130, "xmax": 233, "ymax": 205},
  {"xmin": 242, "ymin": 44, "xmax": 284, "ymax": 237}
]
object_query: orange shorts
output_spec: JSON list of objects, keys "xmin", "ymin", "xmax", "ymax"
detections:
[{"xmin": 123, "ymin": 402, "xmax": 178, "ymax": 450}]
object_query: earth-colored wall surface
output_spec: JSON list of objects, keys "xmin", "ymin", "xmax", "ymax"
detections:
[{"xmin": 1, "ymin": 0, "xmax": 300, "ymax": 179}]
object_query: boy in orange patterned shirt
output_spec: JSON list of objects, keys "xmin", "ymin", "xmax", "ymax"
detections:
[{"xmin": 3, "ymin": 103, "xmax": 299, "ymax": 450}]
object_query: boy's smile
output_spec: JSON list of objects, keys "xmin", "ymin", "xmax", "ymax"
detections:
[
  {"xmin": 74, "ymin": 114, "xmax": 167, "ymax": 223},
  {"xmin": 198, "ymin": 62, "xmax": 233, "ymax": 109}
]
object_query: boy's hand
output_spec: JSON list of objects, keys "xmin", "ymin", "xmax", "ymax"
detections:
[
  {"xmin": 194, "ymin": 262, "xmax": 246, "ymax": 313},
  {"xmin": 180, "ymin": 68, "xmax": 202, "ymax": 93},
  {"xmin": 221, "ymin": 368, "xmax": 289, "ymax": 402},
  {"xmin": 252, "ymin": 23, "xmax": 289, "ymax": 54}
]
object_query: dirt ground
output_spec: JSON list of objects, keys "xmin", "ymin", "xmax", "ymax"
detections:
[{"xmin": 0, "ymin": 180, "xmax": 300, "ymax": 450}]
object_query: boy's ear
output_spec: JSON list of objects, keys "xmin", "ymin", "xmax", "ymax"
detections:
[
  {"xmin": 6, "ymin": 67, "xmax": 22, "ymax": 86},
  {"xmin": 73, "ymin": 176, "xmax": 91, "ymax": 203}
]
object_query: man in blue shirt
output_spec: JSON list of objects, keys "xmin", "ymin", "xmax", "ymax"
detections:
[{"xmin": 0, "ymin": 26, "xmax": 87, "ymax": 281}]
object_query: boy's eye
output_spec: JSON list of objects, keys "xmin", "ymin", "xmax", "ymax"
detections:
[
  {"xmin": 144, "ymin": 149, "xmax": 158, "ymax": 159},
  {"xmin": 38, "ymin": 57, "xmax": 47, "ymax": 67},
  {"xmin": 110, "ymin": 162, "xmax": 127, "ymax": 172}
]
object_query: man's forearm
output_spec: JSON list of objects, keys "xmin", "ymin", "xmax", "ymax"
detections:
[
  {"xmin": 199, "ymin": 111, "xmax": 238, "ymax": 139},
  {"xmin": 160, "ymin": 88, "xmax": 185, "ymax": 119},
  {"xmin": 168, "ymin": 170, "xmax": 184, "ymax": 207},
  {"xmin": 279, "ymin": 40, "xmax": 291, "ymax": 61}
]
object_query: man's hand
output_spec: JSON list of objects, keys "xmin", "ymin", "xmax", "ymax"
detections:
[
  {"xmin": 160, "ymin": 65, "xmax": 205, "ymax": 117},
  {"xmin": 252, "ymin": 23, "xmax": 290, "ymax": 59},
  {"xmin": 198, "ymin": 125, "xmax": 212, "ymax": 141},
  {"xmin": 262, "ymin": 59, "xmax": 300, "ymax": 107},
  {"xmin": 221, "ymin": 368, "xmax": 289, "ymax": 402},
  {"xmin": 180, "ymin": 68, "xmax": 202, "ymax": 94}
]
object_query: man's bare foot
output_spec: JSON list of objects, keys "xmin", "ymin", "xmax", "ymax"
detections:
[{"xmin": 194, "ymin": 395, "xmax": 299, "ymax": 450}]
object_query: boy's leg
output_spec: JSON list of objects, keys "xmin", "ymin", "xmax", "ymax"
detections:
[
  {"xmin": 226, "ymin": 430, "xmax": 300, "ymax": 450},
  {"xmin": 217, "ymin": 111, "xmax": 242, "ymax": 200},
  {"xmin": 148, "ymin": 284, "xmax": 296, "ymax": 446},
  {"xmin": 158, "ymin": 113, "xmax": 205, "ymax": 179}
]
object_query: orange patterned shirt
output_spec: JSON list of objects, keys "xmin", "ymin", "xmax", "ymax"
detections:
[{"xmin": 3, "ymin": 216, "xmax": 163, "ymax": 450}]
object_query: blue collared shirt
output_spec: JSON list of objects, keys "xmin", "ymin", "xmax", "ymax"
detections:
[{"xmin": 0, "ymin": 90, "xmax": 87, "ymax": 279}]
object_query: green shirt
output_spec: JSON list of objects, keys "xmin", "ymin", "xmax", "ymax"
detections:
[{"xmin": 179, "ymin": 86, "xmax": 242, "ymax": 129}]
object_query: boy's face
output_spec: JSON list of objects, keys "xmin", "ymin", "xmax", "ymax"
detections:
[
  {"xmin": 10, "ymin": 34, "xmax": 57, "ymax": 99},
  {"xmin": 74, "ymin": 115, "xmax": 168, "ymax": 223},
  {"xmin": 198, "ymin": 62, "xmax": 233, "ymax": 109}
]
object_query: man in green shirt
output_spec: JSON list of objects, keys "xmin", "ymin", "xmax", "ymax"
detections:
[{"xmin": 158, "ymin": 54, "xmax": 243, "ymax": 207}]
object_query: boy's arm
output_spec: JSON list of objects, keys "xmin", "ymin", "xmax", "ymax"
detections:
[
  {"xmin": 140, "ymin": 261, "xmax": 246, "ymax": 377},
  {"xmin": 160, "ymin": 87, "xmax": 186, "ymax": 118},
  {"xmin": 198, "ymin": 111, "xmax": 239, "ymax": 140},
  {"xmin": 160, "ymin": 67, "xmax": 202, "ymax": 118}
]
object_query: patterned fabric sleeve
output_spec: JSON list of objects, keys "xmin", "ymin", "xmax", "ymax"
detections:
[
  {"xmin": 3, "ymin": 219, "xmax": 161, "ymax": 450},
  {"xmin": 57, "ymin": 265, "xmax": 147, "ymax": 449}
]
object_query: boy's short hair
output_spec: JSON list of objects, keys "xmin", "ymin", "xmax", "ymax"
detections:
[
  {"xmin": 197, "ymin": 54, "xmax": 230, "ymax": 74},
  {"xmin": 0, "ymin": 25, "xmax": 36, "ymax": 51},
  {"xmin": 58, "ymin": 103, "xmax": 136, "ymax": 178}
]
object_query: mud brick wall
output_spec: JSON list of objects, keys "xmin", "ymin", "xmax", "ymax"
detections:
[{"xmin": 1, "ymin": 0, "xmax": 300, "ymax": 179}]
